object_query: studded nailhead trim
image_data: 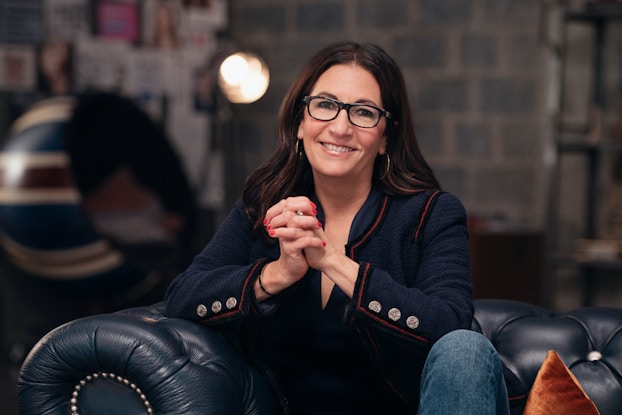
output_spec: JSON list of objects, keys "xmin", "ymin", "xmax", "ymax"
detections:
[{"xmin": 70, "ymin": 372, "xmax": 153, "ymax": 415}]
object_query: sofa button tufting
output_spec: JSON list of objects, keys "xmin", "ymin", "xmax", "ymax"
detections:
[
  {"xmin": 211, "ymin": 301, "xmax": 222, "ymax": 313},
  {"xmin": 587, "ymin": 351, "xmax": 602, "ymax": 361},
  {"xmin": 388, "ymin": 308, "xmax": 401, "ymax": 321},
  {"xmin": 197, "ymin": 304, "xmax": 208, "ymax": 317},
  {"xmin": 368, "ymin": 300, "xmax": 382, "ymax": 313},
  {"xmin": 406, "ymin": 316, "xmax": 420, "ymax": 329},
  {"xmin": 226, "ymin": 297, "xmax": 237, "ymax": 309}
]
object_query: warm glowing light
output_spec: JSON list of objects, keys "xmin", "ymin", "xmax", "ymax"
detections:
[{"xmin": 218, "ymin": 52, "xmax": 269, "ymax": 104}]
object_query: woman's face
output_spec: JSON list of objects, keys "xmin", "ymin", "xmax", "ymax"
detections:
[{"xmin": 297, "ymin": 63, "xmax": 387, "ymax": 185}]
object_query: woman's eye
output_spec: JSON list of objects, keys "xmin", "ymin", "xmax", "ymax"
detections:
[
  {"xmin": 317, "ymin": 100, "xmax": 337, "ymax": 110},
  {"xmin": 354, "ymin": 107, "xmax": 375, "ymax": 118}
]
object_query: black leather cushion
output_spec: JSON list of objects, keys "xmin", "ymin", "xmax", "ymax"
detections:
[
  {"xmin": 17, "ymin": 304, "xmax": 280, "ymax": 415},
  {"xmin": 472, "ymin": 299, "xmax": 622, "ymax": 415}
]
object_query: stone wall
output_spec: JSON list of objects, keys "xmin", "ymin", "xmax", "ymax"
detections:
[{"xmin": 225, "ymin": 0, "xmax": 551, "ymax": 230}]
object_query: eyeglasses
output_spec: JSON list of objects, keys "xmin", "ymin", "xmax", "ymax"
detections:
[{"xmin": 302, "ymin": 96, "xmax": 391, "ymax": 128}]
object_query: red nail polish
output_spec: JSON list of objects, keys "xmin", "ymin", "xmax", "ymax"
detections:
[
  {"xmin": 312, "ymin": 207, "xmax": 318, "ymax": 215},
  {"xmin": 317, "ymin": 221, "xmax": 322, "ymax": 228},
  {"xmin": 269, "ymin": 230, "xmax": 275, "ymax": 236},
  {"xmin": 322, "ymin": 241, "xmax": 327, "ymax": 247},
  {"xmin": 263, "ymin": 218, "xmax": 268, "ymax": 226},
  {"xmin": 266, "ymin": 224, "xmax": 271, "ymax": 231},
  {"xmin": 310, "ymin": 202, "xmax": 317, "ymax": 209}
]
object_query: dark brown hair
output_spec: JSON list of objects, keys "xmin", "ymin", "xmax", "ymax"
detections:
[{"xmin": 242, "ymin": 41, "xmax": 439, "ymax": 232}]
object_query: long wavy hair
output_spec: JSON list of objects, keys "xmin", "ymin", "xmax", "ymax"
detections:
[{"xmin": 242, "ymin": 41, "xmax": 439, "ymax": 233}]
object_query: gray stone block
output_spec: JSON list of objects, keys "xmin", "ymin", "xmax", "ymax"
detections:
[
  {"xmin": 461, "ymin": 34, "xmax": 496, "ymax": 66},
  {"xmin": 298, "ymin": 2, "xmax": 344, "ymax": 31},
  {"xmin": 394, "ymin": 35, "xmax": 448, "ymax": 67},
  {"xmin": 502, "ymin": 123, "xmax": 540, "ymax": 158},
  {"xmin": 480, "ymin": 79, "xmax": 536, "ymax": 113},
  {"xmin": 416, "ymin": 78, "xmax": 468, "ymax": 111},
  {"xmin": 421, "ymin": 0, "xmax": 471, "ymax": 24},
  {"xmin": 473, "ymin": 167, "xmax": 534, "ymax": 206},
  {"xmin": 456, "ymin": 123, "xmax": 492, "ymax": 156},
  {"xmin": 241, "ymin": 5, "xmax": 286, "ymax": 32},
  {"xmin": 357, "ymin": 0, "xmax": 409, "ymax": 27},
  {"xmin": 415, "ymin": 121, "xmax": 444, "ymax": 157}
]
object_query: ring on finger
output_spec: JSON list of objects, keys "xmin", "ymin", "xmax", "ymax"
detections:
[{"xmin": 295, "ymin": 210, "xmax": 304, "ymax": 216}]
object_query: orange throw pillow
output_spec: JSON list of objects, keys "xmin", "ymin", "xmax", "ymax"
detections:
[{"xmin": 522, "ymin": 350, "xmax": 601, "ymax": 415}]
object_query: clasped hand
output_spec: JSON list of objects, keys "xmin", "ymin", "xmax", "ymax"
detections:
[{"xmin": 263, "ymin": 196, "xmax": 330, "ymax": 287}]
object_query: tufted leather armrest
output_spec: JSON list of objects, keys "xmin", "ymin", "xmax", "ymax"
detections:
[
  {"xmin": 472, "ymin": 299, "xmax": 622, "ymax": 415},
  {"xmin": 17, "ymin": 303, "xmax": 280, "ymax": 415}
]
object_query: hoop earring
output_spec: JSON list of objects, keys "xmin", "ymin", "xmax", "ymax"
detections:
[{"xmin": 378, "ymin": 153, "xmax": 391, "ymax": 180}]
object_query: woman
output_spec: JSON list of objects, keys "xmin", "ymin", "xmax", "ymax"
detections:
[{"xmin": 165, "ymin": 41, "xmax": 520, "ymax": 414}]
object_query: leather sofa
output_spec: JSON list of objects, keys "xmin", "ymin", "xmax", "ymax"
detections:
[{"xmin": 17, "ymin": 299, "xmax": 622, "ymax": 415}]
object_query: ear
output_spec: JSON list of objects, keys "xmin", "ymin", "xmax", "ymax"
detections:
[
  {"xmin": 297, "ymin": 120, "xmax": 304, "ymax": 139},
  {"xmin": 378, "ymin": 136, "xmax": 388, "ymax": 156}
]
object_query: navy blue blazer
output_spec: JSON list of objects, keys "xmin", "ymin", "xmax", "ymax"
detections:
[{"xmin": 165, "ymin": 189, "xmax": 473, "ymax": 411}]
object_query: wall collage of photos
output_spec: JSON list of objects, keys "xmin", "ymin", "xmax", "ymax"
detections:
[{"xmin": 0, "ymin": 0, "xmax": 228, "ymax": 209}]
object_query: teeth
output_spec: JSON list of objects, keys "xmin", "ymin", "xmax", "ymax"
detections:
[{"xmin": 323, "ymin": 143, "xmax": 353, "ymax": 153}]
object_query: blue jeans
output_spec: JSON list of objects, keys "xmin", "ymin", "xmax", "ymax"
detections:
[{"xmin": 418, "ymin": 329, "xmax": 510, "ymax": 415}]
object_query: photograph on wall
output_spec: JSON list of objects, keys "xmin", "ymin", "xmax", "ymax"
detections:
[
  {"xmin": 0, "ymin": 0, "xmax": 44, "ymax": 44},
  {"xmin": 193, "ymin": 63, "xmax": 217, "ymax": 113},
  {"xmin": 73, "ymin": 38, "xmax": 131, "ymax": 91},
  {"xmin": 36, "ymin": 41, "xmax": 73, "ymax": 96},
  {"xmin": 182, "ymin": 0, "xmax": 227, "ymax": 31},
  {"xmin": 94, "ymin": 0, "xmax": 141, "ymax": 43},
  {"xmin": 0, "ymin": 46, "xmax": 36, "ymax": 91},
  {"xmin": 44, "ymin": 0, "xmax": 91, "ymax": 41},
  {"xmin": 142, "ymin": 0, "xmax": 183, "ymax": 50},
  {"xmin": 124, "ymin": 49, "xmax": 169, "ymax": 123},
  {"xmin": 181, "ymin": 0, "xmax": 227, "ymax": 48}
]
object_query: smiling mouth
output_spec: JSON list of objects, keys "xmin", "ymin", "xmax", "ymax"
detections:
[{"xmin": 322, "ymin": 142, "xmax": 354, "ymax": 153}]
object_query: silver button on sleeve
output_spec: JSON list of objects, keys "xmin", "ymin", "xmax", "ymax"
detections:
[
  {"xmin": 226, "ymin": 297, "xmax": 238, "ymax": 309},
  {"xmin": 368, "ymin": 300, "xmax": 382, "ymax": 313},
  {"xmin": 211, "ymin": 301, "xmax": 222, "ymax": 313},
  {"xmin": 406, "ymin": 315, "xmax": 420, "ymax": 329},
  {"xmin": 388, "ymin": 308, "xmax": 401, "ymax": 321},
  {"xmin": 196, "ymin": 304, "xmax": 208, "ymax": 317}
]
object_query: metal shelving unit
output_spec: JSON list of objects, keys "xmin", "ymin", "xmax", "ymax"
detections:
[{"xmin": 546, "ymin": 1, "xmax": 622, "ymax": 307}]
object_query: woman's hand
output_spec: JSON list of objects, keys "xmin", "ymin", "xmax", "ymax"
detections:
[{"xmin": 259, "ymin": 197, "xmax": 326, "ymax": 296}]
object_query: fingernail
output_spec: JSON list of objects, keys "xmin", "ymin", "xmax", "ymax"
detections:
[
  {"xmin": 317, "ymin": 221, "xmax": 322, "ymax": 228},
  {"xmin": 263, "ymin": 218, "xmax": 268, "ymax": 226},
  {"xmin": 312, "ymin": 207, "xmax": 318, "ymax": 215},
  {"xmin": 310, "ymin": 202, "xmax": 316, "ymax": 208},
  {"xmin": 269, "ymin": 230, "xmax": 275, "ymax": 236},
  {"xmin": 266, "ymin": 224, "xmax": 271, "ymax": 231},
  {"xmin": 322, "ymin": 241, "xmax": 327, "ymax": 247}
]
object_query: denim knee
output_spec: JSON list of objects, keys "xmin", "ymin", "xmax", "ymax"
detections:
[
  {"xmin": 425, "ymin": 329, "xmax": 502, "ymax": 385},
  {"xmin": 419, "ymin": 329, "xmax": 510, "ymax": 415},
  {"xmin": 429, "ymin": 329, "xmax": 498, "ymax": 362}
]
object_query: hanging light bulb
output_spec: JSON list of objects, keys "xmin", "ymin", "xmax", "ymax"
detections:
[{"xmin": 218, "ymin": 52, "xmax": 270, "ymax": 104}]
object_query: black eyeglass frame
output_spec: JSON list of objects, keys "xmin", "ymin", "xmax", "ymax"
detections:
[{"xmin": 302, "ymin": 95, "xmax": 392, "ymax": 128}]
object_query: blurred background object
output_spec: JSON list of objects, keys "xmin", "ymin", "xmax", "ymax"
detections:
[{"xmin": 218, "ymin": 51, "xmax": 270, "ymax": 104}]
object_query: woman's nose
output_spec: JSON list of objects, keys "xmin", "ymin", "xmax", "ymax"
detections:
[{"xmin": 329, "ymin": 109, "xmax": 352, "ymax": 135}]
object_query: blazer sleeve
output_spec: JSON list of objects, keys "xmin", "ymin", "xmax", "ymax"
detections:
[{"xmin": 164, "ymin": 199, "xmax": 274, "ymax": 324}]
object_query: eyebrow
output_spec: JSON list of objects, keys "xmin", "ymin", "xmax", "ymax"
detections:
[{"xmin": 313, "ymin": 92, "xmax": 380, "ymax": 107}]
